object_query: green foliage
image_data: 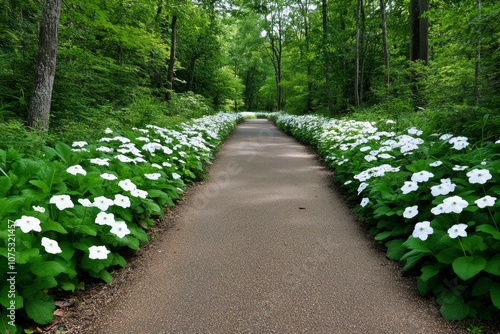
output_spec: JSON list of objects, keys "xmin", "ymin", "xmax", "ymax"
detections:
[
  {"xmin": 0, "ymin": 112, "xmax": 242, "ymax": 331},
  {"xmin": 276, "ymin": 112, "xmax": 500, "ymax": 322}
]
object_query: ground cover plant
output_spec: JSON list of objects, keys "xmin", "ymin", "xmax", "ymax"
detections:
[
  {"xmin": 0, "ymin": 112, "xmax": 242, "ymax": 333},
  {"xmin": 272, "ymin": 112, "xmax": 500, "ymax": 322}
]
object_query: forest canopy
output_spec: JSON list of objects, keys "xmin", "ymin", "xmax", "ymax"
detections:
[{"xmin": 1, "ymin": 0, "xmax": 499, "ymax": 146}]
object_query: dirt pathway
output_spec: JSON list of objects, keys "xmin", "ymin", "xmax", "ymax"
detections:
[{"xmin": 94, "ymin": 119, "xmax": 464, "ymax": 333}]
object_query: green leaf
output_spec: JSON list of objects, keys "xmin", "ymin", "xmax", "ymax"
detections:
[
  {"xmin": 472, "ymin": 277, "xmax": 492, "ymax": 296},
  {"xmin": 41, "ymin": 220, "xmax": 68, "ymax": 234},
  {"xmin": 98, "ymin": 269, "xmax": 113, "ymax": 283},
  {"xmin": 385, "ymin": 238, "xmax": 406, "ymax": 261},
  {"xmin": 476, "ymin": 224, "xmax": 500, "ymax": 240},
  {"xmin": 18, "ymin": 248, "xmax": 40, "ymax": 264},
  {"xmin": 452, "ymin": 255, "xmax": 486, "ymax": 281},
  {"xmin": 30, "ymin": 261, "xmax": 67, "ymax": 277},
  {"xmin": 440, "ymin": 299, "xmax": 469, "ymax": 320},
  {"xmin": 29, "ymin": 179, "xmax": 51, "ymax": 194},
  {"xmin": 0, "ymin": 176, "xmax": 12, "ymax": 197},
  {"xmin": 25, "ymin": 292, "xmax": 55, "ymax": 325},
  {"xmin": 420, "ymin": 263, "xmax": 440, "ymax": 282},
  {"xmin": 485, "ymin": 254, "xmax": 500, "ymax": 275},
  {"xmin": 491, "ymin": 285, "xmax": 500, "ymax": 309},
  {"xmin": 374, "ymin": 231, "xmax": 391, "ymax": 241}
]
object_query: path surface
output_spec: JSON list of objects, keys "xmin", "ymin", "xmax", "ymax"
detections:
[{"xmin": 96, "ymin": 119, "xmax": 464, "ymax": 333}]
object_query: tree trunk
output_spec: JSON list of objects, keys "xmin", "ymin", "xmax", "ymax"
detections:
[
  {"xmin": 475, "ymin": 0, "xmax": 481, "ymax": 105},
  {"xmin": 28, "ymin": 0, "xmax": 62, "ymax": 133},
  {"xmin": 409, "ymin": 0, "xmax": 428, "ymax": 63},
  {"xmin": 166, "ymin": 15, "xmax": 177, "ymax": 101},
  {"xmin": 321, "ymin": 0, "xmax": 334, "ymax": 115},
  {"xmin": 354, "ymin": 0, "xmax": 362, "ymax": 108},
  {"xmin": 380, "ymin": 0, "xmax": 390, "ymax": 88}
]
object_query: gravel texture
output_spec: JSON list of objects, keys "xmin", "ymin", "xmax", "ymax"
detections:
[{"xmin": 59, "ymin": 119, "xmax": 470, "ymax": 333}]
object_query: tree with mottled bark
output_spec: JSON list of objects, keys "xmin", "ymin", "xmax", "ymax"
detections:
[{"xmin": 27, "ymin": 0, "xmax": 62, "ymax": 133}]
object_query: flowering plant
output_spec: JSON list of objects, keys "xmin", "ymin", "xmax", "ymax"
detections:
[
  {"xmin": 275, "ymin": 112, "xmax": 500, "ymax": 321},
  {"xmin": 0, "ymin": 112, "xmax": 242, "ymax": 330}
]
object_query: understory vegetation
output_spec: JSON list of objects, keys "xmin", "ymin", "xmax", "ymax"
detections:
[{"xmin": 272, "ymin": 111, "xmax": 500, "ymax": 323}]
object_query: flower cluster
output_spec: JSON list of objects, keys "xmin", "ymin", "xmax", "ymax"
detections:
[
  {"xmin": 274, "ymin": 111, "xmax": 500, "ymax": 321},
  {"xmin": 1, "ymin": 112, "xmax": 242, "ymax": 327}
]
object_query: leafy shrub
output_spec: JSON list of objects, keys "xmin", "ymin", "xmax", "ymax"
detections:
[
  {"xmin": 275, "ymin": 112, "xmax": 500, "ymax": 321},
  {"xmin": 0, "ymin": 112, "xmax": 242, "ymax": 333}
]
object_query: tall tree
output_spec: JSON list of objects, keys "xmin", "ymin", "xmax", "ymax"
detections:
[
  {"xmin": 321, "ymin": 0, "xmax": 334, "ymax": 114},
  {"xmin": 409, "ymin": 0, "xmax": 428, "ymax": 63},
  {"xmin": 166, "ymin": 15, "xmax": 177, "ymax": 101},
  {"xmin": 354, "ymin": 0, "xmax": 363, "ymax": 108},
  {"xmin": 380, "ymin": 0, "xmax": 390, "ymax": 88},
  {"xmin": 28, "ymin": 0, "xmax": 62, "ymax": 132},
  {"xmin": 261, "ymin": 0, "xmax": 287, "ymax": 111}
]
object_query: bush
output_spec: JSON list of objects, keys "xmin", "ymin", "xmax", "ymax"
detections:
[
  {"xmin": 275, "ymin": 112, "xmax": 500, "ymax": 322},
  {"xmin": 0, "ymin": 112, "xmax": 242, "ymax": 333}
]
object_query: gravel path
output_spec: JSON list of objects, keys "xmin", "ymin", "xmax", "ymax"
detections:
[{"xmin": 94, "ymin": 119, "xmax": 465, "ymax": 333}]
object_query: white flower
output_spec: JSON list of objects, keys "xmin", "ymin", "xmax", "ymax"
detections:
[
  {"xmin": 360, "ymin": 198, "xmax": 370, "ymax": 207},
  {"xmin": 496, "ymin": 139, "xmax": 500, "ymax": 144},
  {"xmin": 429, "ymin": 161, "xmax": 443, "ymax": 167},
  {"xmin": 466, "ymin": 169, "xmax": 492, "ymax": 184},
  {"xmin": 114, "ymin": 194, "xmax": 131, "ymax": 208},
  {"xmin": 360, "ymin": 146, "xmax": 371, "ymax": 152},
  {"xmin": 449, "ymin": 136, "xmax": 469, "ymax": 150},
  {"xmin": 109, "ymin": 221, "xmax": 131, "ymax": 238},
  {"xmin": 14, "ymin": 216, "xmax": 42, "ymax": 233},
  {"xmin": 344, "ymin": 180, "xmax": 353, "ymax": 185},
  {"xmin": 357, "ymin": 182, "xmax": 368, "ymax": 195},
  {"xmin": 89, "ymin": 245, "xmax": 110, "ymax": 259},
  {"xmin": 50, "ymin": 195, "xmax": 74, "ymax": 210},
  {"xmin": 33, "ymin": 206, "xmax": 46, "ymax": 213},
  {"xmin": 431, "ymin": 178, "xmax": 456, "ymax": 196},
  {"xmin": 96, "ymin": 146, "xmax": 114, "ymax": 153},
  {"xmin": 439, "ymin": 134, "xmax": 453, "ymax": 141},
  {"xmin": 407, "ymin": 127, "xmax": 423, "ymax": 136},
  {"xmin": 66, "ymin": 165, "xmax": 87, "ymax": 176},
  {"xmin": 115, "ymin": 154, "xmax": 134, "ymax": 163},
  {"xmin": 412, "ymin": 221, "xmax": 433, "ymax": 241},
  {"xmin": 41, "ymin": 237, "xmax": 62, "ymax": 254},
  {"xmin": 163, "ymin": 162, "xmax": 172, "ymax": 168},
  {"xmin": 90, "ymin": 158, "xmax": 110, "ymax": 166},
  {"xmin": 130, "ymin": 188, "xmax": 148, "ymax": 199},
  {"xmin": 442, "ymin": 196, "xmax": 469, "ymax": 214},
  {"xmin": 448, "ymin": 224, "xmax": 468, "ymax": 239},
  {"xmin": 118, "ymin": 179, "xmax": 137, "ymax": 191},
  {"xmin": 411, "ymin": 171, "xmax": 434, "ymax": 183},
  {"xmin": 431, "ymin": 203, "xmax": 445, "ymax": 215},
  {"xmin": 104, "ymin": 128, "xmax": 113, "ymax": 134},
  {"xmin": 475, "ymin": 195, "xmax": 497, "ymax": 209},
  {"xmin": 403, "ymin": 205, "xmax": 419, "ymax": 219},
  {"xmin": 95, "ymin": 212, "xmax": 115, "ymax": 226},
  {"xmin": 72, "ymin": 141, "xmax": 88, "ymax": 148},
  {"xmin": 401, "ymin": 181, "xmax": 418, "ymax": 194},
  {"xmin": 100, "ymin": 173, "xmax": 118, "ymax": 181},
  {"xmin": 453, "ymin": 165, "xmax": 469, "ymax": 171},
  {"xmin": 144, "ymin": 173, "xmax": 161, "ymax": 180},
  {"xmin": 172, "ymin": 173, "xmax": 181, "ymax": 180},
  {"xmin": 151, "ymin": 163, "xmax": 163, "ymax": 169},
  {"xmin": 78, "ymin": 198, "xmax": 94, "ymax": 207},
  {"xmin": 93, "ymin": 196, "xmax": 114, "ymax": 211},
  {"xmin": 364, "ymin": 155, "xmax": 377, "ymax": 162}
]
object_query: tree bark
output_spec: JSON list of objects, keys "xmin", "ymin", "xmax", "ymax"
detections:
[
  {"xmin": 321, "ymin": 0, "xmax": 334, "ymax": 115},
  {"xmin": 409, "ymin": 0, "xmax": 428, "ymax": 63},
  {"xmin": 354, "ymin": 0, "xmax": 362, "ymax": 108},
  {"xmin": 28, "ymin": 0, "xmax": 62, "ymax": 133},
  {"xmin": 475, "ymin": 0, "xmax": 481, "ymax": 105},
  {"xmin": 166, "ymin": 15, "xmax": 177, "ymax": 101},
  {"xmin": 380, "ymin": 0, "xmax": 390, "ymax": 88}
]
